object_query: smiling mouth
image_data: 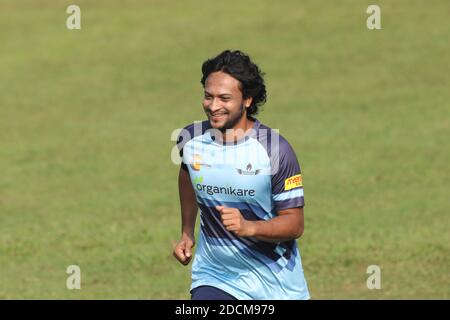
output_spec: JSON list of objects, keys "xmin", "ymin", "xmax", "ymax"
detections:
[{"xmin": 210, "ymin": 112, "xmax": 228, "ymax": 119}]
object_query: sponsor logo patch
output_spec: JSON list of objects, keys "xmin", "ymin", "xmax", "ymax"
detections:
[
  {"xmin": 190, "ymin": 154, "xmax": 211, "ymax": 171},
  {"xmin": 284, "ymin": 174, "xmax": 302, "ymax": 190},
  {"xmin": 195, "ymin": 183, "xmax": 256, "ymax": 197}
]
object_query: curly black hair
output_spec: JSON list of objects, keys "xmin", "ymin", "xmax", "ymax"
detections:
[{"xmin": 200, "ymin": 50, "xmax": 267, "ymax": 119}]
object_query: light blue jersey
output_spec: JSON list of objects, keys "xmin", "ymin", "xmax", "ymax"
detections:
[{"xmin": 177, "ymin": 119, "xmax": 310, "ymax": 300}]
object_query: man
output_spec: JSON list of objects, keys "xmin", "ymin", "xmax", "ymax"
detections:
[{"xmin": 173, "ymin": 50, "xmax": 310, "ymax": 300}]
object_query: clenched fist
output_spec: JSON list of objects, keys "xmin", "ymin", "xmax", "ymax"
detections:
[
  {"xmin": 173, "ymin": 233, "xmax": 195, "ymax": 265},
  {"xmin": 216, "ymin": 205, "xmax": 255, "ymax": 237}
]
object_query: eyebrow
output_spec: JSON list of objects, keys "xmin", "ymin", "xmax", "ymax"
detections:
[{"xmin": 204, "ymin": 91, "xmax": 232, "ymax": 98}]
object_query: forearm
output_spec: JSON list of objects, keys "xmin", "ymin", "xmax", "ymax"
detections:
[
  {"xmin": 180, "ymin": 200, "xmax": 198, "ymax": 236},
  {"xmin": 251, "ymin": 210, "xmax": 303, "ymax": 243}
]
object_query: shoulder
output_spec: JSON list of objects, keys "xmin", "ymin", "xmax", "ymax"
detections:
[
  {"xmin": 179, "ymin": 120, "xmax": 211, "ymax": 138},
  {"xmin": 176, "ymin": 120, "xmax": 211, "ymax": 150},
  {"xmin": 257, "ymin": 122, "xmax": 297, "ymax": 159}
]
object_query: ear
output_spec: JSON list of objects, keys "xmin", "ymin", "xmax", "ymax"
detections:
[{"xmin": 244, "ymin": 97, "xmax": 253, "ymax": 109}]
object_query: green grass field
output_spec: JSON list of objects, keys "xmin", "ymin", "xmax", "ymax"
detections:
[{"xmin": 0, "ymin": 0, "xmax": 449, "ymax": 299}]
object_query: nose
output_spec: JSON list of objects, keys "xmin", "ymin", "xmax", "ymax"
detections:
[{"xmin": 205, "ymin": 97, "xmax": 221, "ymax": 112}]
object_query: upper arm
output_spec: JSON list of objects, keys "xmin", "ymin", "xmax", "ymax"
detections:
[
  {"xmin": 277, "ymin": 206, "xmax": 303, "ymax": 217},
  {"xmin": 277, "ymin": 207, "xmax": 304, "ymax": 238},
  {"xmin": 271, "ymin": 140, "xmax": 305, "ymax": 212},
  {"xmin": 178, "ymin": 166, "xmax": 198, "ymax": 208},
  {"xmin": 179, "ymin": 166, "xmax": 193, "ymax": 194}
]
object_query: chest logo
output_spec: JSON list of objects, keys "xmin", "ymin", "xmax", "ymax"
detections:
[{"xmin": 236, "ymin": 163, "xmax": 261, "ymax": 176}]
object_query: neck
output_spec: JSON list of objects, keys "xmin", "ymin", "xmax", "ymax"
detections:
[{"xmin": 222, "ymin": 115, "xmax": 254, "ymax": 142}]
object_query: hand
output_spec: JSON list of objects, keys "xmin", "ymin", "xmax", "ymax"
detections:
[
  {"xmin": 173, "ymin": 233, "xmax": 195, "ymax": 265},
  {"xmin": 216, "ymin": 206, "xmax": 255, "ymax": 237}
]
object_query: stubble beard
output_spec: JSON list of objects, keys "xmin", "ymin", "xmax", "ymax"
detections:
[{"xmin": 217, "ymin": 104, "xmax": 246, "ymax": 133}]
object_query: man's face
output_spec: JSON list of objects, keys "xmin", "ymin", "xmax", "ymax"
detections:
[{"xmin": 203, "ymin": 71, "xmax": 250, "ymax": 131}]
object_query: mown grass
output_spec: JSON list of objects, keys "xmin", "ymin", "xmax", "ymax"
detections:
[{"xmin": 0, "ymin": 0, "xmax": 449, "ymax": 299}]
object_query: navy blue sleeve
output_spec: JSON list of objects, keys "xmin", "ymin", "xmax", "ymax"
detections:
[
  {"xmin": 176, "ymin": 121, "xmax": 210, "ymax": 171},
  {"xmin": 176, "ymin": 130, "xmax": 189, "ymax": 171},
  {"xmin": 271, "ymin": 139, "xmax": 305, "ymax": 211}
]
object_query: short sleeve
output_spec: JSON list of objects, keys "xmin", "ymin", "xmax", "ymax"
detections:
[
  {"xmin": 176, "ymin": 128, "xmax": 190, "ymax": 171},
  {"xmin": 271, "ymin": 140, "xmax": 305, "ymax": 211},
  {"xmin": 175, "ymin": 121, "xmax": 211, "ymax": 172}
]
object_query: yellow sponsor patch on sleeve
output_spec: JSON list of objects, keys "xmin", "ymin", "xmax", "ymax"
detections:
[{"xmin": 284, "ymin": 174, "xmax": 303, "ymax": 191}]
